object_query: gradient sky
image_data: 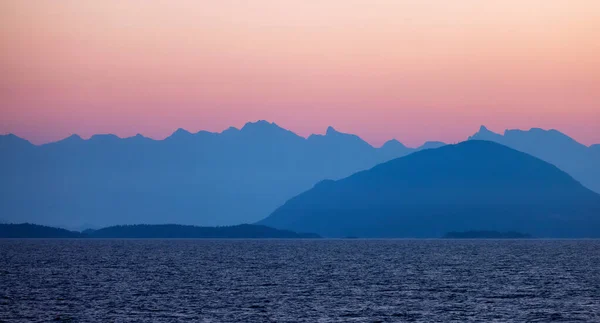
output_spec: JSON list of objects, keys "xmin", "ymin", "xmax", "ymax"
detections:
[{"xmin": 1, "ymin": 0, "xmax": 599, "ymax": 147}]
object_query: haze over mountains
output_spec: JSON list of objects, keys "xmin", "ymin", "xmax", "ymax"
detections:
[
  {"xmin": 469, "ymin": 126, "xmax": 600, "ymax": 193},
  {"xmin": 1, "ymin": 121, "xmax": 598, "ymax": 230},
  {"xmin": 0, "ymin": 121, "xmax": 439, "ymax": 228},
  {"xmin": 260, "ymin": 141, "xmax": 600, "ymax": 238}
]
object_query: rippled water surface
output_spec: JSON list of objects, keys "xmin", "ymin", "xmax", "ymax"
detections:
[{"xmin": 1, "ymin": 240, "xmax": 599, "ymax": 322}]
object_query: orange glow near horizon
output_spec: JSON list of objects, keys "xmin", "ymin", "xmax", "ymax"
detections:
[{"xmin": 1, "ymin": 0, "xmax": 599, "ymax": 146}]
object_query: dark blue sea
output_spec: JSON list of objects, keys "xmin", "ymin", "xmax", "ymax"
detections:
[{"xmin": 1, "ymin": 240, "xmax": 599, "ymax": 322}]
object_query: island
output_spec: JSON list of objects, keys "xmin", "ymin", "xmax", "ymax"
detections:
[
  {"xmin": 443, "ymin": 231, "xmax": 532, "ymax": 239},
  {"xmin": 0, "ymin": 223, "xmax": 320, "ymax": 239}
]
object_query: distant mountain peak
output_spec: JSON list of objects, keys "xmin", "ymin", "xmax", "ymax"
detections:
[
  {"xmin": 254, "ymin": 119, "xmax": 272, "ymax": 125},
  {"xmin": 66, "ymin": 134, "xmax": 82, "ymax": 140},
  {"xmin": 477, "ymin": 125, "xmax": 498, "ymax": 135},
  {"xmin": 326, "ymin": 126, "xmax": 339, "ymax": 135},
  {"xmin": 383, "ymin": 138, "xmax": 400, "ymax": 144},
  {"xmin": 170, "ymin": 128, "xmax": 192, "ymax": 138},
  {"xmin": 0, "ymin": 133, "xmax": 33, "ymax": 147},
  {"xmin": 125, "ymin": 133, "xmax": 152, "ymax": 142},
  {"xmin": 52, "ymin": 134, "xmax": 83, "ymax": 145},
  {"xmin": 239, "ymin": 120, "xmax": 304, "ymax": 142},
  {"xmin": 221, "ymin": 126, "xmax": 240, "ymax": 135},
  {"xmin": 381, "ymin": 139, "xmax": 407, "ymax": 149},
  {"xmin": 469, "ymin": 125, "xmax": 502, "ymax": 141},
  {"xmin": 241, "ymin": 120, "xmax": 280, "ymax": 131}
]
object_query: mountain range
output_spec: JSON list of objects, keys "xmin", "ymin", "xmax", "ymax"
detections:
[
  {"xmin": 0, "ymin": 121, "xmax": 440, "ymax": 228},
  {"xmin": 259, "ymin": 141, "xmax": 600, "ymax": 238},
  {"xmin": 469, "ymin": 126, "xmax": 600, "ymax": 193},
  {"xmin": 1, "ymin": 121, "xmax": 598, "ymax": 229}
]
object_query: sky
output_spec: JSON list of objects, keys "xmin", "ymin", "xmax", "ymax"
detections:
[{"xmin": 1, "ymin": 0, "xmax": 599, "ymax": 147}]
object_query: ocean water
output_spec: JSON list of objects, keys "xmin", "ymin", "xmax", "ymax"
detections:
[{"xmin": 1, "ymin": 240, "xmax": 599, "ymax": 322}]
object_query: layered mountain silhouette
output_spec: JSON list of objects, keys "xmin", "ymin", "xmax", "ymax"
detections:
[
  {"xmin": 0, "ymin": 121, "xmax": 438, "ymax": 228},
  {"xmin": 2, "ymin": 121, "xmax": 598, "ymax": 229},
  {"xmin": 469, "ymin": 126, "xmax": 600, "ymax": 193},
  {"xmin": 259, "ymin": 141, "xmax": 600, "ymax": 238}
]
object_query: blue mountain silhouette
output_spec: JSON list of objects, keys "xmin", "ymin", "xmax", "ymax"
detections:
[
  {"xmin": 259, "ymin": 140, "xmax": 600, "ymax": 238},
  {"xmin": 0, "ymin": 121, "xmax": 437, "ymax": 228},
  {"xmin": 2, "ymin": 122, "xmax": 598, "ymax": 229},
  {"xmin": 469, "ymin": 126, "xmax": 600, "ymax": 193}
]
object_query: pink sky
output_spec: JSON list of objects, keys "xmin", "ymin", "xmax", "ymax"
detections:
[{"xmin": 1, "ymin": 0, "xmax": 599, "ymax": 147}]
